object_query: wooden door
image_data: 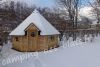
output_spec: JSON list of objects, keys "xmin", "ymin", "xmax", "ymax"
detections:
[
  {"xmin": 25, "ymin": 23, "xmax": 39, "ymax": 51},
  {"xmin": 28, "ymin": 30, "xmax": 38, "ymax": 51}
]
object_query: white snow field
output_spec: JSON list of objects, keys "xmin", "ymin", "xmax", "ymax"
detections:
[{"xmin": 1, "ymin": 36, "xmax": 100, "ymax": 67}]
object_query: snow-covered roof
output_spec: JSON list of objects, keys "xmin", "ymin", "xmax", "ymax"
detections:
[{"xmin": 9, "ymin": 9, "xmax": 60, "ymax": 36}]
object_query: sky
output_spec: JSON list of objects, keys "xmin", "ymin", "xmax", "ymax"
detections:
[
  {"xmin": 77, "ymin": 0, "xmax": 94, "ymax": 8},
  {"xmin": 2, "ymin": 0, "xmax": 56, "ymax": 8},
  {"xmin": 17, "ymin": 0, "xmax": 56, "ymax": 7},
  {"xmin": 1, "ymin": 0, "xmax": 93, "ymax": 8}
]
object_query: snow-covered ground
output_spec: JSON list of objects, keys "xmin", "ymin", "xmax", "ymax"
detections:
[{"xmin": 1, "ymin": 35, "xmax": 100, "ymax": 67}]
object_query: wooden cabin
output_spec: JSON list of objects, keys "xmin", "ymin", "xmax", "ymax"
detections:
[{"xmin": 9, "ymin": 10, "xmax": 60, "ymax": 52}]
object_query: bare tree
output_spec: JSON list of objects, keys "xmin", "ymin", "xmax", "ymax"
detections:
[
  {"xmin": 58, "ymin": 0, "xmax": 81, "ymax": 40},
  {"xmin": 58, "ymin": 0, "xmax": 81, "ymax": 29},
  {"xmin": 89, "ymin": 0, "xmax": 100, "ymax": 24}
]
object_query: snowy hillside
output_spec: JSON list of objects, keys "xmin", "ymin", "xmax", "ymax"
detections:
[{"xmin": 0, "ymin": 35, "xmax": 100, "ymax": 67}]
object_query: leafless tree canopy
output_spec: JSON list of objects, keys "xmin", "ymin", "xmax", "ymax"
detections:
[
  {"xmin": 58, "ymin": 0, "xmax": 81, "ymax": 29},
  {"xmin": 89, "ymin": 0, "xmax": 100, "ymax": 23}
]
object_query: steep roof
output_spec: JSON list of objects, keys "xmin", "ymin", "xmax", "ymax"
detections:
[{"xmin": 9, "ymin": 9, "xmax": 60, "ymax": 36}]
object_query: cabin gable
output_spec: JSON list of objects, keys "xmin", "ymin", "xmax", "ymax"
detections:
[
  {"xmin": 25, "ymin": 23, "xmax": 39, "ymax": 31},
  {"xmin": 24, "ymin": 23, "xmax": 40, "ymax": 36}
]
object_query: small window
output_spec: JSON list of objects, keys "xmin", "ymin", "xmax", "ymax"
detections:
[
  {"xmin": 25, "ymin": 31, "xmax": 27, "ymax": 36},
  {"xmin": 38, "ymin": 31, "xmax": 41, "ymax": 35},
  {"xmin": 15, "ymin": 37, "xmax": 19, "ymax": 41}
]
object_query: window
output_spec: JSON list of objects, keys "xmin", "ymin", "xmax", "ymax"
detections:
[
  {"xmin": 38, "ymin": 31, "xmax": 41, "ymax": 35},
  {"xmin": 15, "ymin": 37, "xmax": 19, "ymax": 41},
  {"xmin": 25, "ymin": 31, "xmax": 27, "ymax": 36}
]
